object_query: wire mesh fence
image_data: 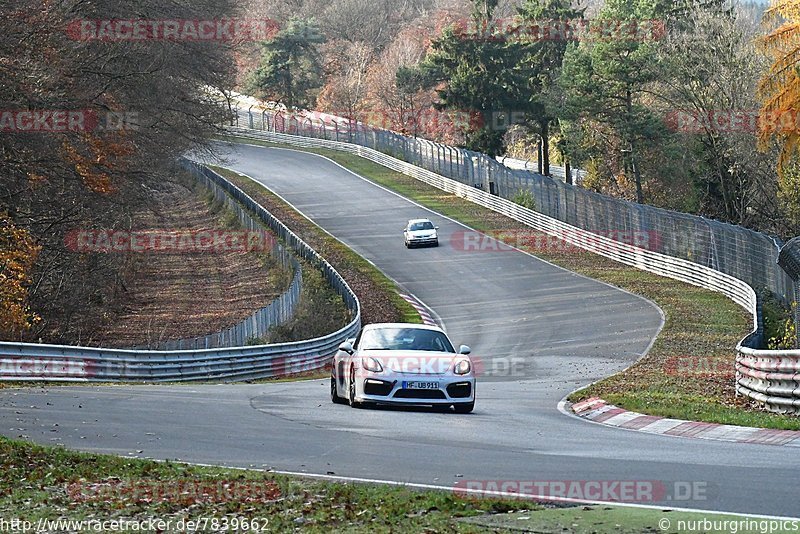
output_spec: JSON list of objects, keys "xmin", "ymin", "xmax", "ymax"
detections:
[{"xmin": 240, "ymin": 109, "xmax": 795, "ymax": 315}]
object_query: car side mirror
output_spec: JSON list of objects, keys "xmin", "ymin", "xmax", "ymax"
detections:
[
  {"xmin": 459, "ymin": 345, "xmax": 471, "ymax": 355},
  {"xmin": 435, "ymin": 226, "xmax": 439, "ymax": 229},
  {"xmin": 339, "ymin": 341, "xmax": 354, "ymax": 354}
]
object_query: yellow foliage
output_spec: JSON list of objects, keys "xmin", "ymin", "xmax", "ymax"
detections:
[
  {"xmin": 60, "ymin": 132, "xmax": 135, "ymax": 194},
  {"xmin": 758, "ymin": 0, "xmax": 800, "ymax": 174},
  {"xmin": 0, "ymin": 212, "xmax": 40, "ymax": 337}
]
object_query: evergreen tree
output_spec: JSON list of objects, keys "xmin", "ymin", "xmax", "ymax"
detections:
[
  {"xmin": 249, "ymin": 18, "xmax": 326, "ymax": 109},
  {"xmin": 560, "ymin": 0, "xmax": 664, "ymax": 202},
  {"xmin": 415, "ymin": 1, "xmax": 526, "ymax": 156},
  {"xmin": 517, "ymin": 0, "xmax": 585, "ymax": 176}
]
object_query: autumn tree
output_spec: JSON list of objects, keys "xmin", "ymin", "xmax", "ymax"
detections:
[
  {"xmin": 0, "ymin": 213, "xmax": 40, "ymax": 339},
  {"xmin": 364, "ymin": 24, "xmax": 437, "ymax": 137},
  {"xmin": 654, "ymin": 2, "xmax": 775, "ymax": 225},
  {"xmin": 317, "ymin": 40, "xmax": 373, "ymax": 120},
  {"xmin": 759, "ymin": 0, "xmax": 800, "ymax": 170},
  {"xmin": 0, "ymin": 0, "xmax": 239, "ymax": 342},
  {"xmin": 759, "ymin": 0, "xmax": 800, "ymax": 233}
]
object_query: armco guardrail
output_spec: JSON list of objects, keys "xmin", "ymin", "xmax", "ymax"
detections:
[
  {"xmin": 237, "ymin": 106, "xmax": 793, "ymax": 309},
  {"xmin": 736, "ymin": 346, "xmax": 800, "ymax": 413},
  {"xmin": 224, "ymin": 126, "xmax": 800, "ymax": 414},
  {"xmin": 140, "ymin": 161, "xmax": 303, "ymax": 350},
  {"xmin": 0, "ymin": 162, "xmax": 361, "ymax": 382},
  {"xmin": 224, "ymin": 127, "xmax": 759, "ymax": 322},
  {"xmin": 735, "ymin": 238, "xmax": 800, "ymax": 413}
]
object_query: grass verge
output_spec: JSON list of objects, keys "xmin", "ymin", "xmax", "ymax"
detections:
[
  {"xmin": 462, "ymin": 506, "xmax": 789, "ymax": 533},
  {"xmin": 210, "ymin": 165, "xmax": 421, "ymax": 328},
  {"xmin": 222, "ymin": 135, "xmax": 800, "ymax": 429},
  {"xmin": 0, "ymin": 436, "xmax": 775, "ymax": 532}
]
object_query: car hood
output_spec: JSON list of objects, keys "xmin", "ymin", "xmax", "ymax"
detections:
[{"xmin": 359, "ymin": 350, "xmax": 459, "ymax": 374}]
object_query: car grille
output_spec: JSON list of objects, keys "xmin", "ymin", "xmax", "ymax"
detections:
[
  {"xmin": 393, "ymin": 389, "xmax": 447, "ymax": 400},
  {"xmin": 447, "ymin": 382, "xmax": 472, "ymax": 399},
  {"xmin": 364, "ymin": 379, "xmax": 394, "ymax": 396}
]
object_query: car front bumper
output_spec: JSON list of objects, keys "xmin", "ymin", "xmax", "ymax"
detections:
[
  {"xmin": 407, "ymin": 237, "xmax": 438, "ymax": 246},
  {"xmin": 355, "ymin": 373, "xmax": 475, "ymax": 405}
]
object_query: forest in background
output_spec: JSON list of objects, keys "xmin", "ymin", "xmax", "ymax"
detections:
[
  {"xmin": 240, "ymin": 0, "xmax": 798, "ymax": 239},
  {"xmin": 2, "ymin": 0, "xmax": 799, "ymax": 341}
]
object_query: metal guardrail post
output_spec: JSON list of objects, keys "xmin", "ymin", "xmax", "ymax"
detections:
[{"xmin": 778, "ymin": 237, "xmax": 800, "ymax": 349}]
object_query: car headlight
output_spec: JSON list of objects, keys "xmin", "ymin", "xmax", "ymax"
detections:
[
  {"xmin": 361, "ymin": 357, "xmax": 383, "ymax": 373},
  {"xmin": 453, "ymin": 359, "xmax": 471, "ymax": 375}
]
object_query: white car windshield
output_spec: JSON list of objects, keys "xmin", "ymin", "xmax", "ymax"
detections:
[
  {"xmin": 359, "ymin": 328, "xmax": 455, "ymax": 352},
  {"xmin": 409, "ymin": 221, "xmax": 434, "ymax": 231}
]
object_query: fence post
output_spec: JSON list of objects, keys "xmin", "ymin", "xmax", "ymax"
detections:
[{"xmin": 777, "ymin": 237, "xmax": 800, "ymax": 348}]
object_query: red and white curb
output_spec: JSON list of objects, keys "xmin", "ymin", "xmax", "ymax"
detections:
[
  {"xmin": 571, "ymin": 397, "xmax": 800, "ymax": 447},
  {"xmin": 398, "ymin": 293, "xmax": 438, "ymax": 327}
]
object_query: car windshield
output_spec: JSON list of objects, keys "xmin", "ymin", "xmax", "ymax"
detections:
[
  {"xmin": 409, "ymin": 221, "xmax": 434, "ymax": 231},
  {"xmin": 359, "ymin": 327, "xmax": 455, "ymax": 352}
]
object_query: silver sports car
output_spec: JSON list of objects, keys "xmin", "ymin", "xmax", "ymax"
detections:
[{"xmin": 331, "ymin": 323, "xmax": 475, "ymax": 413}]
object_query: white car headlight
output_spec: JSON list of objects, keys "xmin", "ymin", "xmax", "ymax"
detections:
[
  {"xmin": 453, "ymin": 359, "xmax": 471, "ymax": 375},
  {"xmin": 361, "ymin": 357, "xmax": 383, "ymax": 373}
]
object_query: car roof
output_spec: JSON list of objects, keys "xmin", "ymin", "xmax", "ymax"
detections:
[
  {"xmin": 362, "ymin": 322, "xmax": 444, "ymax": 333},
  {"xmin": 407, "ymin": 218, "xmax": 433, "ymax": 224}
]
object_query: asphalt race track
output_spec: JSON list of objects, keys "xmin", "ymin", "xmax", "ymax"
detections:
[{"xmin": 2, "ymin": 142, "xmax": 799, "ymax": 518}]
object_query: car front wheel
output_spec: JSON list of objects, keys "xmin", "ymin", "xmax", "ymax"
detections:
[
  {"xmin": 331, "ymin": 369, "xmax": 347, "ymax": 404},
  {"xmin": 348, "ymin": 365, "xmax": 360, "ymax": 407}
]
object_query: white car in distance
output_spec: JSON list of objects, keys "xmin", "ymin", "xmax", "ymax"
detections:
[{"xmin": 404, "ymin": 218, "xmax": 439, "ymax": 248}]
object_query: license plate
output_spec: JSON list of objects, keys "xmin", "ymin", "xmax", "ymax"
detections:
[{"xmin": 402, "ymin": 381, "xmax": 440, "ymax": 390}]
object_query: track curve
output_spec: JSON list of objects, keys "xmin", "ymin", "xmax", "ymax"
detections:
[{"xmin": 1, "ymin": 143, "xmax": 798, "ymax": 517}]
